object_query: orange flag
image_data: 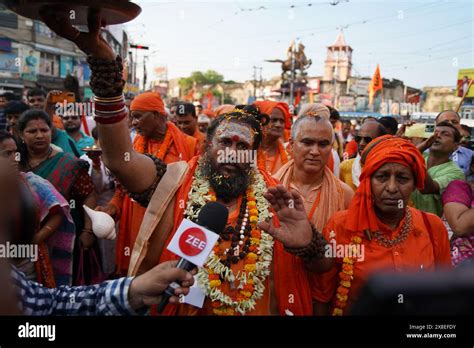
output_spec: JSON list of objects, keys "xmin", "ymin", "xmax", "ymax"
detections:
[{"xmin": 368, "ymin": 64, "xmax": 383, "ymax": 105}]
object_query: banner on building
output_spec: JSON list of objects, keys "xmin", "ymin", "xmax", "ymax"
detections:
[
  {"xmin": 315, "ymin": 93, "xmax": 333, "ymax": 106},
  {"xmin": 72, "ymin": 58, "xmax": 84, "ymax": 86},
  {"xmin": 456, "ymin": 69, "xmax": 474, "ymax": 98},
  {"xmin": 202, "ymin": 91, "xmax": 219, "ymax": 110},
  {"xmin": 338, "ymin": 96, "xmax": 355, "ymax": 112},
  {"xmin": 0, "ymin": 51, "xmax": 19, "ymax": 74},
  {"xmin": 60, "ymin": 56, "xmax": 74, "ymax": 78},
  {"xmin": 348, "ymin": 78, "xmax": 370, "ymax": 96},
  {"xmin": 19, "ymin": 45, "xmax": 39, "ymax": 81}
]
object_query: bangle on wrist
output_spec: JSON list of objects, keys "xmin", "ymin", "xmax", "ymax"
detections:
[{"xmin": 94, "ymin": 111, "xmax": 128, "ymax": 125}]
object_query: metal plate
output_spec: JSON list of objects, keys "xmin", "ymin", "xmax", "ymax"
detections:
[{"xmin": 4, "ymin": 0, "xmax": 141, "ymax": 25}]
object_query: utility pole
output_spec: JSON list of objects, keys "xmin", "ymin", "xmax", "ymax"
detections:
[
  {"xmin": 143, "ymin": 56, "xmax": 148, "ymax": 91},
  {"xmin": 258, "ymin": 67, "xmax": 263, "ymax": 98},
  {"xmin": 289, "ymin": 41, "xmax": 296, "ymax": 109},
  {"xmin": 252, "ymin": 66, "xmax": 258, "ymax": 99},
  {"xmin": 130, "ymin": 44, "xmax": 149, "ymax": 90}
]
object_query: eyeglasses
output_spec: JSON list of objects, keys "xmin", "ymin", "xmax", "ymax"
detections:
[
  {"xmin": 62, "ymin": 116, "xmax": 80, "ymax": 121},
  {"xmin": 354, "ymin": 135, "xmax": 373, "ymax": 143}
]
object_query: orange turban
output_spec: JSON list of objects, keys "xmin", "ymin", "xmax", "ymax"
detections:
[
  {"xmin": 130, "ymin": 91, "xmax": 165, "ymax": 115},
  {"xmin": 346, "ymin": 135, "xmax": 426, "ymax": 234},
  {"xmin": 214, "ymin": 104, "xmax": 235, "ymax": 116},
  {"xmin": 254, "ymin": 101, "xmax": 292, "ymax": 130}
]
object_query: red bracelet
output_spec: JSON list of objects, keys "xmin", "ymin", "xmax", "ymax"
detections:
[
  {"xmin": 94, "ymin": 102, "xmax": 126, "ymax": 113},
  {"xmin": 94, "ymin": 111, "xmax": 128, "ymax": 124}
]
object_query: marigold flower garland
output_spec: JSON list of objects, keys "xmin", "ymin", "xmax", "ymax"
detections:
[
  {"xmin": 135, "ymin": 130, "xmax": 172, "ymax": 160},
  {"xmin": 185, "ymin": 160, "xmax": 273, "ymax": 315},
  {"xmin": 332, "ymin": 236, "xmax": 361, "ymax": 316}
]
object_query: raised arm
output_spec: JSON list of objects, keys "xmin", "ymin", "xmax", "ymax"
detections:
[{"xmin": 40, "ymin": 8, "xmax": 156, "ymax": 194}]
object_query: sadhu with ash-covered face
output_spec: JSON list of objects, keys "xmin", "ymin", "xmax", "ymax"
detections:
[
  {"xmin": 315, "ymin": 135, "xmax": 452, "ymax": 315},
  {"xmin": 40, "ymin": 8, "xmax": 334, "ymax": 316}
]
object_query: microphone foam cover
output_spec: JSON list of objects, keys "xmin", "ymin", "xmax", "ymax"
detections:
[{"xmin": 196, "ymin": 201, "xmax": 229, "ymax": 236}]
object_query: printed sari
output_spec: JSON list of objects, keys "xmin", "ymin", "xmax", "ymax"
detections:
[{"xmin": 22, "ymin": 172, "xmax": 76, "ymax": 286}]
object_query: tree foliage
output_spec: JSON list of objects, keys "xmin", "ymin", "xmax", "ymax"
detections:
[{"xmin": 179, "ymin": 70, "xmax": 224, "ymax": 92}]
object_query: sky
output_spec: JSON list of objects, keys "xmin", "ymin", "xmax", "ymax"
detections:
[{"xmin": 125, "ymin": 0, "xmax": 474, "ymax": 89}]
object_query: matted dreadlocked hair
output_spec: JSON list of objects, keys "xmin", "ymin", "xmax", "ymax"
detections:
[{"xmin": 205, "ymin": 104, "xmax": 270, "ymax": 150}]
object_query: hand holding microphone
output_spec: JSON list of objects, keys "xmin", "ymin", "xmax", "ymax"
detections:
[{"xmin": 127, "ymin": 260, "xmax": 197, "ymax": 311}]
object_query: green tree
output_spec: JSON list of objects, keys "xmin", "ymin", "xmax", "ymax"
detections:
[{"xmin": 179, "ymin": 70, "xmax": 224, "ymax": 94}]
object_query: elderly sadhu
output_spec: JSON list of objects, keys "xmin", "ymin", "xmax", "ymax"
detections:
[
  {"xmin": 297, "ymin": 103, "xmax": 341, "ymax": 177},
  {"xmin": 274, "ymin": 115, "xmax": 354, "ymax": 313},
  {"xmin": 315, "ymin": 135, "xmax": 452, "ymax": 315},
  {"xmin": 254, "ymin": 101, "xmax": 291, "ymax": 175},
  {"xmin": 98, "ymin": 91, "xmax": 197, "ymax": 276}
]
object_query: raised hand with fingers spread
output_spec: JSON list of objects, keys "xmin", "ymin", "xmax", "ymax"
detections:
[{"xmin": 258, "ymin": 185, "xmax": 312, "ymax": 248}]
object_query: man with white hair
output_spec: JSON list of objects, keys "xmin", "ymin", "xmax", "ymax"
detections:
[
  {"xmin": 274, "ymin": 114, "xmax": 354, "ymax": 314},
  {"xmin": 297, "ymin": 103, "xmax": 341, "ymax": 177}
]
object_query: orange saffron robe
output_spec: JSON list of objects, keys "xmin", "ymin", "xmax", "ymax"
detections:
[
  {"xmin": 192, "ymin": 129, "xmax": 206, "ymax": 154},
  {"xmin": 155, "ymin": 158, "xmax": 315, "ymax": 316},
  {"xmin": 111, "ymin": 125, "xmax": 197, "ymax": 276},
  {"xmin": 262, "ymin": 141, "xmax": 289, "ymax": 175},
  {"xmin": 315, "ymin": 208, "xmax": 452, "ymax": 312}
]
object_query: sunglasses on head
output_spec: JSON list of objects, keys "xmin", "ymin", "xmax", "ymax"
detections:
[
  {"xmin": 62, "ymin": 116, "xmax": 80, "ymax": 121},
  {"xmin": 354, "ymin": 135, "xmax": 373, "ymax": 143}
]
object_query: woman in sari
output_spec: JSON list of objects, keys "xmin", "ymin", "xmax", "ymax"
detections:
[
  {"xmin": 0, "ymin": 131, "xmax": 76, "ymax": 286},
  {"xmin": 442, "ymin": 178, "xmax": 474, "ymax": 266},
  {"xmin": 315, "ymin": 135, "xmax": 452, "ymax": 315},
  {"xmin": 17, "ymin": 110, "xmax": 99, "ymax": 284}
]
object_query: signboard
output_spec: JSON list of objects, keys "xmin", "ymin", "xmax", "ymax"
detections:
[
  {"xmin": 315, "ymin": 93, "xmax": 333, "ymax": 106},
  {"xmin": 338, "ymin": 96, "xmax": 355, "ymax": 112},
  {"xmin": 355, "ymin": 97, "xmax": 368, "ymax": 112},
  {"xmin": 308, "ymin": 78, "xmax": 320, "ymax": 92},
  {"xmin": 0, "ymin": 51, "xmax": 19, "ymax": 73},
  {"xmin": 60, "ymin": 56, "xmax": 74, "ymax": 78},
  {"xmin": 72, "ymin": 58, "xmax": 85, "ymax": 86},
  {"xmin": 19, "ymin": 45, "xmax": 39, "ymax": 82},
  {"xmin": 0, "ymin": 38, "xmax": 12, "ymax": 52},
  {"xmin": 456, "ymin": 69, "xmax": 474, "ymax": 98},
  {"xmin": 348, "ymin": 78, "xmax": 370, "ymax": 96}
]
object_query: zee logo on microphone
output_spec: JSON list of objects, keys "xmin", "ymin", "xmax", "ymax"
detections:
[
  {"xmin": 167, "ymin": 219, "xmax": 219, "ymax": 267},
  {"xmin": 179, "ymin": 228, "xmax": 207, "ymax": 256}
]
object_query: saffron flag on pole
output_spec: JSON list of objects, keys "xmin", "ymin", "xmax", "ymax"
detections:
[{"xmin": 368, "ymin": 64, "xmax": 383, "ymax": 105}]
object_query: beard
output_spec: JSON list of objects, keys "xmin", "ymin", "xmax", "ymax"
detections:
[
  {"xmin": 65, "ymin": 125, "xmax": 81, "ymax": 133},
  {"xmin": 201, "ymin": 152, "xmax": 252, "ymax": 203}
]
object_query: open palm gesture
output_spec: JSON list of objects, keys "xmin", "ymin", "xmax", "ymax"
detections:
[{"xmin": 258, "ymin": 185, "xmax": 313, "ymax": 248}]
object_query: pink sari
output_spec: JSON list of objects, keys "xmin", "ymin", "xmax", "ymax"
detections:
[{"xmin": 442, "ymin": 180, "xmax": 474, "ymax": 267}]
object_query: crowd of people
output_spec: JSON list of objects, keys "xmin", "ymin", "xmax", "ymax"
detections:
[{"xmin": 0, "ymin": 10, "xmax": 473, "ymax": 316}]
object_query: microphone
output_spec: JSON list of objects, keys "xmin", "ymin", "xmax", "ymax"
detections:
[{"xmin": 156, "ymin": 201, "xmax": 228, "ymax": 313}]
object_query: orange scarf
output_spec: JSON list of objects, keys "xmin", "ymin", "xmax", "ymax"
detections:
[
  {"xmin": 258, "ymin": 140, "xmax": 289, "ymax": 174},
  {"xmin": 346, "ymin": 135, "xmax": 426, "ymax": 234},
  {"xmin": 274, "ymin": 160, "xmax": 345, "ymax": 232},
  {"xmin": 157, "ymin": 158, "xmax": 314, "ymax": 316},
  {"xmin": 133, "ymin": 122, "xmax": 195, "ymax": 161}
]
